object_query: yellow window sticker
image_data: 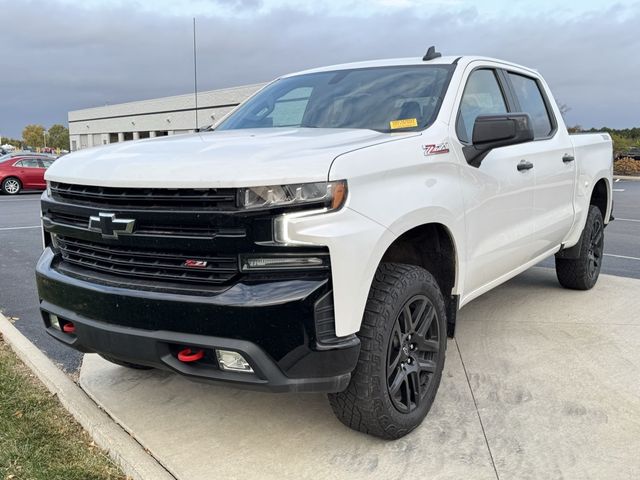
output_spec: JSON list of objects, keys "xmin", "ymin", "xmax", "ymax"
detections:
[{"xmin": 389, "ymin": 118, "xmax": 418, "ymax": 129}]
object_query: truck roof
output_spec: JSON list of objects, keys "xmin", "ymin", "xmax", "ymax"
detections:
[{"xmin": 284, "ymin": 56, "xmax": 538, "ymax": 77}]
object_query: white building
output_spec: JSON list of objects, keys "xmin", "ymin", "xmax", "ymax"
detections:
[{"xmin": 68, "ymin": 83, "xmax": 265, "ymax": 151}]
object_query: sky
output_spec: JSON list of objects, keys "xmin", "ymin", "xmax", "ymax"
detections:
[{"xmin": 1, "ymin": 0, "xmax": 639, "ymax": 138}]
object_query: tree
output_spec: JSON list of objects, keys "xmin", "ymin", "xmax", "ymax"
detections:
[
  {"xmin": 47, "ymin": 124, "xmax": 70, "ymax": 151},
  {"xmin": 611, "ymin": 133, "xmax": 635, "ymax": 156},
  {"xmin": 0, "ymin": 136, "xmax": 22, "ymax": 149},
  {"xmin": 557, "ymin": 102, "xmax": 571, "ymax": 118},
  {"xmin": 22, "ymin": 124, "xmax": 46, "ymax": 148}
]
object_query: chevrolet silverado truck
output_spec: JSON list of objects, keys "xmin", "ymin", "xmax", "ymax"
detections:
[{"xmin": 36, "ymin": 48, "xmax": 613, "ymax": 439}]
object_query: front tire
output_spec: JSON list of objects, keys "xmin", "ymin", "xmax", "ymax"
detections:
[
  {"xmin": 328, "ymin": 263, "xmax": 447, "ymax": 439},
  {"xmin": 555, "ymin": 205, "xmax": 604, "ymax": 290},
  {"xmin": 1, "ymin": 177, "xmax": 22, "ymax": 195}
]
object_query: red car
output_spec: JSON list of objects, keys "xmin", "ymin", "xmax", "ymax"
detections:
[{"xmin": 0, "ymin": 154, "xmax": 55, "ymax": 195}]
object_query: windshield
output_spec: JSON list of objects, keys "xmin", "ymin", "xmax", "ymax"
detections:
[{"xmin": 217, "ymin": 65, "xmax": 454, "ymax": 133}]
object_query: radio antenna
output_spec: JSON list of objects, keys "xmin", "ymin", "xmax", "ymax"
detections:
[{"xmin": 192, "ymin": 17, "xmax": 199, "ymax": 131}]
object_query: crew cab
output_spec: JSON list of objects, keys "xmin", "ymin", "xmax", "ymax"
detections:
[{"xmin": 36, "ymin": 48, "xmax": 613, "ymax": 439}]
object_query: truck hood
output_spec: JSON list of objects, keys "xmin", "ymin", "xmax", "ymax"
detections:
[{"xmin": 46, "ymin": 128, "xmax": 416, "ymax": 188}]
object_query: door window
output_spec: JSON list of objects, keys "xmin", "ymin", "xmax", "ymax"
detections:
[
  {"xmin": 456, "ymin": 69, "xmax": 508, "ymax": 144},
  {"xmin": 507, "ymin": 73, "xmax": 554, "ymax": 138},
  {"xmin": 15, "ymin": 158, "xmax": 40, "ymax": 168},
  {"xmin": 39, "ymin": 158, "xmax": 54, "ymax": 168}
]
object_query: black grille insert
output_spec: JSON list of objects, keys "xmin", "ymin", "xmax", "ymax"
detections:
[
  {"xmin": 45, "ymin": 210, "xmax": 246, "ymax": 239},
  {"xmin": 50, "ymin": 182, "xmax": 238, "ymax": 210},
  {"xmin": 56, "ymin": 235, "xmax": 238, "ymax": 285}
]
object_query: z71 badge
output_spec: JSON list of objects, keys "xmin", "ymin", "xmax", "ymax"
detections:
[{"xmin": 423, "ymin": 142, "xmax": 450, "ymax": 156}]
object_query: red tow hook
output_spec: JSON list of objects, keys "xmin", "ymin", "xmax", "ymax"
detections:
[
  {"xmin": 177, "ymin": 348, "xmax": 205, "ymax": 363},
  {"xmin": 62, "ymin": 322, "xmax": 76, "ymax": 334}
]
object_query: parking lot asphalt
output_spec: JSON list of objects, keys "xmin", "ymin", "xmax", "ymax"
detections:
[
  {"xmin": 0, "ymin": 192, "xmax": 82, "ymax": 372},
  {"xmin": 0, "ymin": 180, "xmax": 639, "ymax": 373}
]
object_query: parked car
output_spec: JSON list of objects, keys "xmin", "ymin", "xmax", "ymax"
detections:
[
  {"xmin": 0, "ymin": 155, "xmax": 55, "ymax": 194},
  {"xmin": 0, "ymin": 151, "xmax": 55, "ymax": 161},
  {"xmin": 617, "ymin": 147, "xmax": 640, "ymax": 160},
  {"xmin": 37, "ymin": 49, "xmax": 613, "ymax": 439}
]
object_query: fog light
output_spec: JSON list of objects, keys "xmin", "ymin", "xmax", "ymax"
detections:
[
  {"xmin": 50, "ymin": 314, "xmax": 61, "ymax": 331},
  {"xmin": 216, "ymin": 350, "xmax": 253, "ymax": 373}
]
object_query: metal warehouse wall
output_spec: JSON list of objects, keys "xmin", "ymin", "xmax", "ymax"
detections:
[{"xmin": 68, "ymin": 83, "xmax": 266, "ymax": 150}]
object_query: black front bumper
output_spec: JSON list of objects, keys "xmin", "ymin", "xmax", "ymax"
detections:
[{"xmin": 36, "ymin": 249, "xmax": 360, "ymax": 393}]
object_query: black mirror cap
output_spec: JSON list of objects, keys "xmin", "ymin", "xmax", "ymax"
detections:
[{"xmin": 464, "ymin": 113, "xmax": 534, "ymax": 167}]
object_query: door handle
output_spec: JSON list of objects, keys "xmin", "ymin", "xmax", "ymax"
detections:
[
  {"xmin": 562, "ymin": 154, "xmax": 575, "ymax": 163},
  {"xmin": 517, "ymin": 160, "xmax": 534, "ymax": 171}
]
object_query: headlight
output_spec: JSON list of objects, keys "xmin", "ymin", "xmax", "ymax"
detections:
[
  {"xmin": 238, "ymin": 180, "xmax": 347, "ymax": 211},
  {"xmin": 46, "ymin": 180, "xmax": 52, "ymax": 197}
]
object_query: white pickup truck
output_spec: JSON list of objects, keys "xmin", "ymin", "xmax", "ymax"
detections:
[{"xmin": 37, "ymin": 48, "xmax": 613, "ymax": 439}]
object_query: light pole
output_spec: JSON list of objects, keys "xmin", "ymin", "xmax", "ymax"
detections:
[{"xmin": 43, "ymin": 131, "xmax": 47, "ymax": 149}]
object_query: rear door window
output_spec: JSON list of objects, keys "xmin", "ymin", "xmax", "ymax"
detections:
[
  {"xmin": 507, "ymin": 73, "xmax": 554, "ymax": 138},
  {"xmin": 16, "ymin": 158, "xmax": 40, "ymax": 168},
  {"xmin": 456, "ymin": 69, "xmax": 508, "ymax": 144}
]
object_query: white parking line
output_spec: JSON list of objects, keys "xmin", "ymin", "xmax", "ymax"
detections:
[
  {"xmin": 613, "ymin": 188, "xmax": 625, "ymax": 192},
  {"xmin": 0, "ymin": 225, "xmax": 40, "ymax": 231},
  {"xmin": 605, "ymin": 253, "xmax": 640, "ymax": 261},
  {"xmin": 0, "ymin": 197, "xmax": 42, "ymax": 202},
  {"xmin": 616, "ymin": 218, "xmax": 640, "ymax": 223}
]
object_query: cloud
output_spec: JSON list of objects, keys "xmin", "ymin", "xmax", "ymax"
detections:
[
  {"xmin": 208, "ymin": 0, "xmax": 264, "ymax": 11},
  {"xmin": 0, "ymin": 0, "xmax": 638, "ymax": 137}
]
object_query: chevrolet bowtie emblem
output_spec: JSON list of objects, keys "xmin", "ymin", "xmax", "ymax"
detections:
[{"xmin": 88, "ymin": 212, "xmax": 135, "ymax": 239}]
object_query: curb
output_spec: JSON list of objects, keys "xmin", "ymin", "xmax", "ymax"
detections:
[
  {"xmin": 614, "ymin": 175, "xmax": 640, "ymax": 181},
  {"xmin": 0, "ymin": 313, "xmax": 175, "ymax": 480}
]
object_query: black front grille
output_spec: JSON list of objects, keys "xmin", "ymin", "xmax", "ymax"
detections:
[
  {"xmin": 47, "ymin": 210, "xmax": 86, "ymax": 228},
  {"xmin": 46, "ymin": 209, "xmax": 247, "ymax": 239},
  {"xmin": 56, "ymin": 235, "xmax": 238, "ymax": 285},
  {"xmin": 50, "ymin": 182, "xmax": 238, "ymax": 210}
]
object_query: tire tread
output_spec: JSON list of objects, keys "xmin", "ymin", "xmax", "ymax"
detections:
[
  {"xmin": 328, "ymin": 262, "xmax": 445, "ymax": 439},
  {"xmin": 555, "ymin": 205, "xmax": 603, "ymax": 290}
]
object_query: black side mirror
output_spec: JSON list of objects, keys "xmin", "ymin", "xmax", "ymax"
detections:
[{"xmin": 463, "ymin": 113, "xmax": 534, "ymax": 167}]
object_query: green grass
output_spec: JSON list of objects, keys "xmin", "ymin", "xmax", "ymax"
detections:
[{"xmin": 0, "ymin": 338, "xmax": 128, "ymax": 480}]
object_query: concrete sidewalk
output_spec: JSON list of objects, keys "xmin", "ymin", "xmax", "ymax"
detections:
[{"xmin": 79, "ymin": 268, "xmax": 640, "ymax": 480}]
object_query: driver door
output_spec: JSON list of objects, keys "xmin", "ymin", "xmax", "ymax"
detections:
[{"xmin": 452, "ymin": 67, "xmax": 536, "ymax": 298}]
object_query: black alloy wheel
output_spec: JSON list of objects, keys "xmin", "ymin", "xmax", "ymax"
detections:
[
  {"xmin": 586, "ymin": 215, "xmax": 604, "ymax": 281},
  {"xmin": 387, "ymin": 295, "xmax": 440, "ymax": 414}
]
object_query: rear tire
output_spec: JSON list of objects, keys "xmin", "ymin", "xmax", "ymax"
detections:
[
  {"xmin": 555, "ymin": 205, "xmax": 604, "ymax": 290},
  {"xmin": 99, "ymin": 354, "xmax": 154, "ymax": 370},
  {"xmin": 1, "ymin": 177, "xmax": 22, "ymax": 195},
  {"xmin": 328, "ymin": 263, "xmax": 447, "ymax": 439}
]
